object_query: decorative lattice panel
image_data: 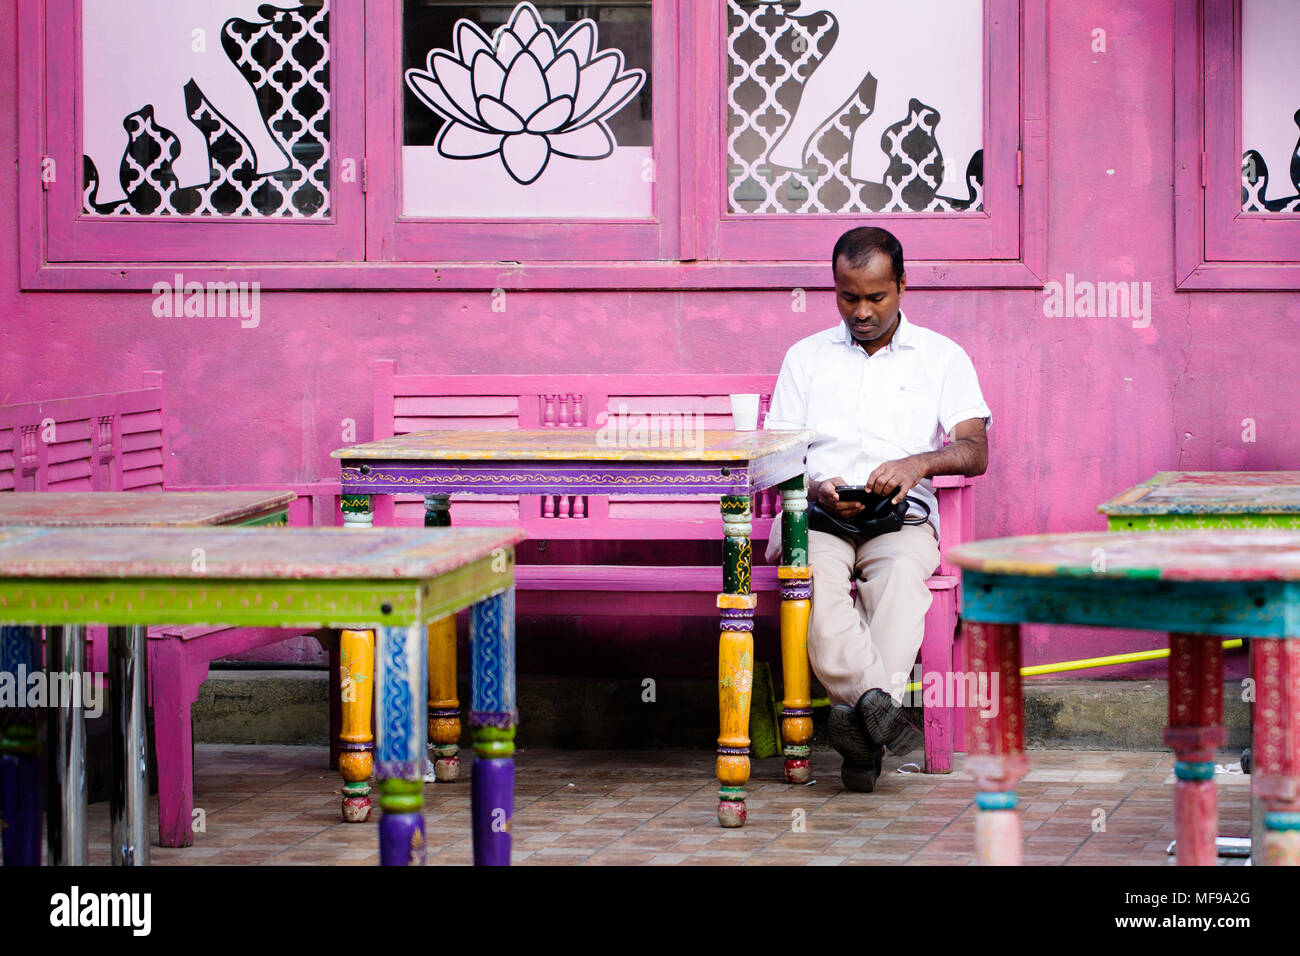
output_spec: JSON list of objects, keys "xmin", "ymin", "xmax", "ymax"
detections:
[
  {"xmin": 726, "ymin": 0, "xmax": 982, "ymax": 215},
  {"xmin": 83, "ymin": 2, "xmax": 330, "ymax": 218}
]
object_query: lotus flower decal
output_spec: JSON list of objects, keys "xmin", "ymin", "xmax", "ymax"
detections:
[{"xmin": 405, "ymin": 1, "xmax": 645, "ymax": 186}]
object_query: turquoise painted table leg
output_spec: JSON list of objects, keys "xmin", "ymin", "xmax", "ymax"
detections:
[
  {"xmin": 1, "ymin": 626, "xmax": 42, "ymax": 866},
  {"xmin": 1165, "ymin": 633, "xmax": 1226, "ymax": 866},
  {"xmin": 964, "ymin": 620, "xmax": 1027, "ymax": 866},
  {"xmin": 470, "ymin": 589, "xmax": 516, "ymax": 867},
  {"xmin": 375, "ymin": 621, "xmax": 429, "ymax": 866},
  {"xmin": 1252, "ymin": 637, "xmax": 1300, "ymax": 865}
]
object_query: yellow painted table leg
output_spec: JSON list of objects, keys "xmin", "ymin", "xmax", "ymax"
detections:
[
  {"xmin": 777, "ymin": 476, "xmax": 813, "ymax": 784},
  {"xmin": 779, "ymin": 566, "xmax": 813, "ymax": 784},
  {"xmin": 427, "ymin": 613, "xmax": 461, "ymax": 782},
  {"xmin": 339, "ymin": 627, "xmax": 375, "ymax": 822},
  {"xmin": 717, "ymin": 495, "xmax": 754, "ymax": 827},
  {"xmin": 338, "ymin": 492, "xmax": 377, "ymax": 821},
  {"xmin": 717, "ymin": 604, "xmax": 756, "ymax": 827}
]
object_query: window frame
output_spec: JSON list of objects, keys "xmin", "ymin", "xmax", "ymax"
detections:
[
  {"xmin": 20, "ymin": 0, "xmax": 1046, "ymax": 291},
  {"xmin": 37, "ymin": 0, "xmax": 366, "ymax": 265},
  {"xmin": 365, "ymin": 0, "xmax": 681, "ymax": 263},
  {"xmin": 697, "ymin": 0, "xmax": 1022, "ymax": 264},
  {"xmin": 1176, "ymin": 0, "xmax": 1300, "ymax": 289}
]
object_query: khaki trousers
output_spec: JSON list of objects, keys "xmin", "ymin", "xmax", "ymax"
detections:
[{"xmin": 808, "ymin": 525, "xmax": 941, "ymax": 707}]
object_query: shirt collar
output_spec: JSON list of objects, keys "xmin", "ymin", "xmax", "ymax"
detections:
[{"xmin": 834, "ymin": 310, "xmax": 915, "ymax": 352}]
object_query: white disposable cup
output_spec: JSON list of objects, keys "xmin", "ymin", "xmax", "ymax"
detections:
[{"xmin": 730, "ymin": 393, "xmax": 761, "ymax": 431}]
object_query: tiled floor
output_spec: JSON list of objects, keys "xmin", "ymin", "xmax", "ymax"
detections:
[{"xmin": 84, "ymin": 745, "xmax": 1253, "ymax": 866}]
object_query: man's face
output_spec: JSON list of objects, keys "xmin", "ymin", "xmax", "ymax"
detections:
[{"xmin": 833, "ymin": 251, "xmax": 905, "ymax": 350}]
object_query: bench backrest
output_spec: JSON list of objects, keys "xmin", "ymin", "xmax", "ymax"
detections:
[
  {"xmin": 373, "ymin": 360, "xmax": 974, "ymax": 573},
  {"xmin": 0, "ymin": 371, "xmax": 166, "ymax": 492}
]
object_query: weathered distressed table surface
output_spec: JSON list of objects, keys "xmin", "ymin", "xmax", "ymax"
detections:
[
  {"xmin": 0, "ymin": 491, "xmax": 295, "ymax": 527},
  {"xmin": 1100, "ymin": 471, "xmax": 1300, "ymax": 531},
  {"xmin": 0, "ymin": 525, "xmax": 523, "ymax": 867},
  {"xmin": 0, "ymin": 490, "xmax": 294, "ymax": 868},
  {"xmin": 332, "ymin": 428, "xmax": 813, "ymax": 827},
  {"xmin": 951, "ymin": 529, "xmax": 1300, "ymax": 866}
]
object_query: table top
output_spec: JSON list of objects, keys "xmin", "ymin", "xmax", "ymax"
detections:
[
  {"xmin": 0, "ymin": 526, "xmax": 525, "ymax": 579},
  {"xmin": 951, "ymin": 529, "xmax": 1300, "ymax": 581},
  {"xmin": 1098, "ymin": 471, "xmax": 1300, "ymax": 516},
  {"xmin": 0, "ymin": 491, "xmax": 296, "ymax": 526},
  {"xmin": 331, "ymin": 428, "xmax": 813, "ymax": 463}
]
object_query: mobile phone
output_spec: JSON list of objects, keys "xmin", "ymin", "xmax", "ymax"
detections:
[{"xmin": 835, "ymin": 484, "xmax": 901, "ymax": 504}]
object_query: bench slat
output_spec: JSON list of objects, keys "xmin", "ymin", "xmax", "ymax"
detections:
[{"xmin": 514, "ymin": 564, "xmax": 959, "ymax": 592}]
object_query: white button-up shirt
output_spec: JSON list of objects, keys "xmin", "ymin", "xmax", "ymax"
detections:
[{"xmin": 766, "ymin": 311, "xmax": 991, "ymax": 542}]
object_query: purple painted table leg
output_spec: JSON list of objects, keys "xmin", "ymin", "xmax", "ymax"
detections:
[
  {"xmin": 471, "ymin": 590, "xmax": 517, "ymax": 867},
  {"xmin": 378, "ymin": 780, "xmax": 425, "ymax": 867},
  {"xmin": 1, "ymin": 626, "xmax": 42, "ymax": 866},
  {"xmin": 374, "ymin": 623, "xmax": 428, "ymax": 867},
  {"xmin": 472, "ymin": 751, "xmax": 514, "ymax": 866}
]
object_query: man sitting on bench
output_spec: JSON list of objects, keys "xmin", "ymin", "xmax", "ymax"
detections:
[{"xmin": 765, "ymin": 226, "xmax": 991, "ymax": 792}]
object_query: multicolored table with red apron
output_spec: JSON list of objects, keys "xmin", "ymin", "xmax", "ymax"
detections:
[
  {"xmin": 951, "ymin": 529, "xmax": 1300, "ymax": 866},
  {"xmin": 1101, "ymin": 470, "xmax": 1300, "ymax": 856}
]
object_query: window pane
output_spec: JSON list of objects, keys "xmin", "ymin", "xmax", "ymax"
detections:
[
  {"xmin": 81, "ymin": 0, "xmax": 331, "ymax": 218},
  {"xmin": 726, "ymin": 0, "xmax": 983, "ymax": 215},
  {"xmin": 402, "ymin": 0, "xmax": 653, "ymax": 218},
  {"xmin": 1241, "ymin": 0, "xmax": 1300, "ymax": 214}
]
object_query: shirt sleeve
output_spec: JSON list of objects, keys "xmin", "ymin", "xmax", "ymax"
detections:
[
  {"xmin": 938, "ymin": 346, "xmax": 992, "ymax": 435},
  {"xmin": 765, "ymin": 349, "xmax": 806, "ymax": 430}
]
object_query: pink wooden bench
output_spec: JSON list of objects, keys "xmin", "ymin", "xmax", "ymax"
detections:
[
  {"xmin": 370, "ymin": 360, "xmax": 974, "ymax": 772},
  {"xmin": 0, "ymin": 375, "xmax": 343, "ymax": 846}
]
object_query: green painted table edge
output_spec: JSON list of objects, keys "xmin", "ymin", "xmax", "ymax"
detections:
[
  {"xmin": 1106, "ymin": 513, "xmax": 1300, "ymax": 532},
  {"xmin": 0, "ymin": 551, "xmax": 513, "ymax": 628}
]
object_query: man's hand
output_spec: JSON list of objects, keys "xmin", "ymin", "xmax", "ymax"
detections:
[
  {"xmin": 866, "ymin": 458, "xmax": 928, "ymax": 505},
  {"xmin": 866, "ymin": 418, "xmax": 989, "ymax": 504},
  {"xmin": 813, "ymin": 476, "xmax": 865, "ymax": 518}
]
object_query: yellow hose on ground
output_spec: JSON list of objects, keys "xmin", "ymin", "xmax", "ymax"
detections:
[{"xmin": 809, "ymin": 639, "xmax": 1245, "ymax": 706}]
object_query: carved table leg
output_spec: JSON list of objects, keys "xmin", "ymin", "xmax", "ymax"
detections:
[
  {"xmin": 1, "ymin": 626, "xmax": 42, "ymax": 866},
  {"xmin": 717, "ymin": 495, "xmax": 755, "ymax": 827},
  {"xmin": 777, "ymin": 476, "xmax": 812, "ymax": 784},
  {"xmin": 964, "ymin": 621, "xmax": 1027, "ymax": 865},
  {"xmin": 339, "ymin": 493, "xmax": 376, "ymax": 822},
  {"xmin": 471, "ymin": 589, "xmax": 517, "ymax": 866},
  {"xmin": 1164, "ymin": 633, "xmax": 1226, "ymax": 866},
  {"xmin": 1251, "ymin": 637, "xmax": 1300, "ymax": 866},
  {"xmin": 424, "ymin": 494, "xmax": 461, "ymax": 783},
  {"xmin": 375, "ymin": 622, "xmax": 428, "ymax": 866}
]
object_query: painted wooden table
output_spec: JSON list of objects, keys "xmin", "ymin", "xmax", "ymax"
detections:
[
  {"xmin": 951, "ymin": 529, "xmax": 1300, "ymax": 866},
  {"xmin": 1101, "ymin": 470, "xmax": 1300, "ymax": 856},
  {"xmin": 332, "ymin": 428, "xmax": 813, "ymax": 827},
  {"xmin": 0, "ymin": 490, "xmax": 294, "ymax": 868},
  {"xmin": 1099, "ymin": 471, "xmax": 1300, "ymax": 531},
  {"xmin": 0, "ymin": 524, "xmax": 523, "ymax": 866}
]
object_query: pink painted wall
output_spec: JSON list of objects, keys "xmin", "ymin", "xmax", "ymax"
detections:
[{"xmin": 2, "ymin": 2, "xmax": 1295, "ymax": 681}]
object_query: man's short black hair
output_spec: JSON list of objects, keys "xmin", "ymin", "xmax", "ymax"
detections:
[{"xmin": 832, "ymin": 227, "xmax": 905, "ymax": 290}]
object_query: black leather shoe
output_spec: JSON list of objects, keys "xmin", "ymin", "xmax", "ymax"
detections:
[
  {"xmin": 857, "ymin": 688, "xmax": 923, "ymax": 756},
  {"xmin": 828, "ymin": 704, "xmax": 884, "ymax": 792}
]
